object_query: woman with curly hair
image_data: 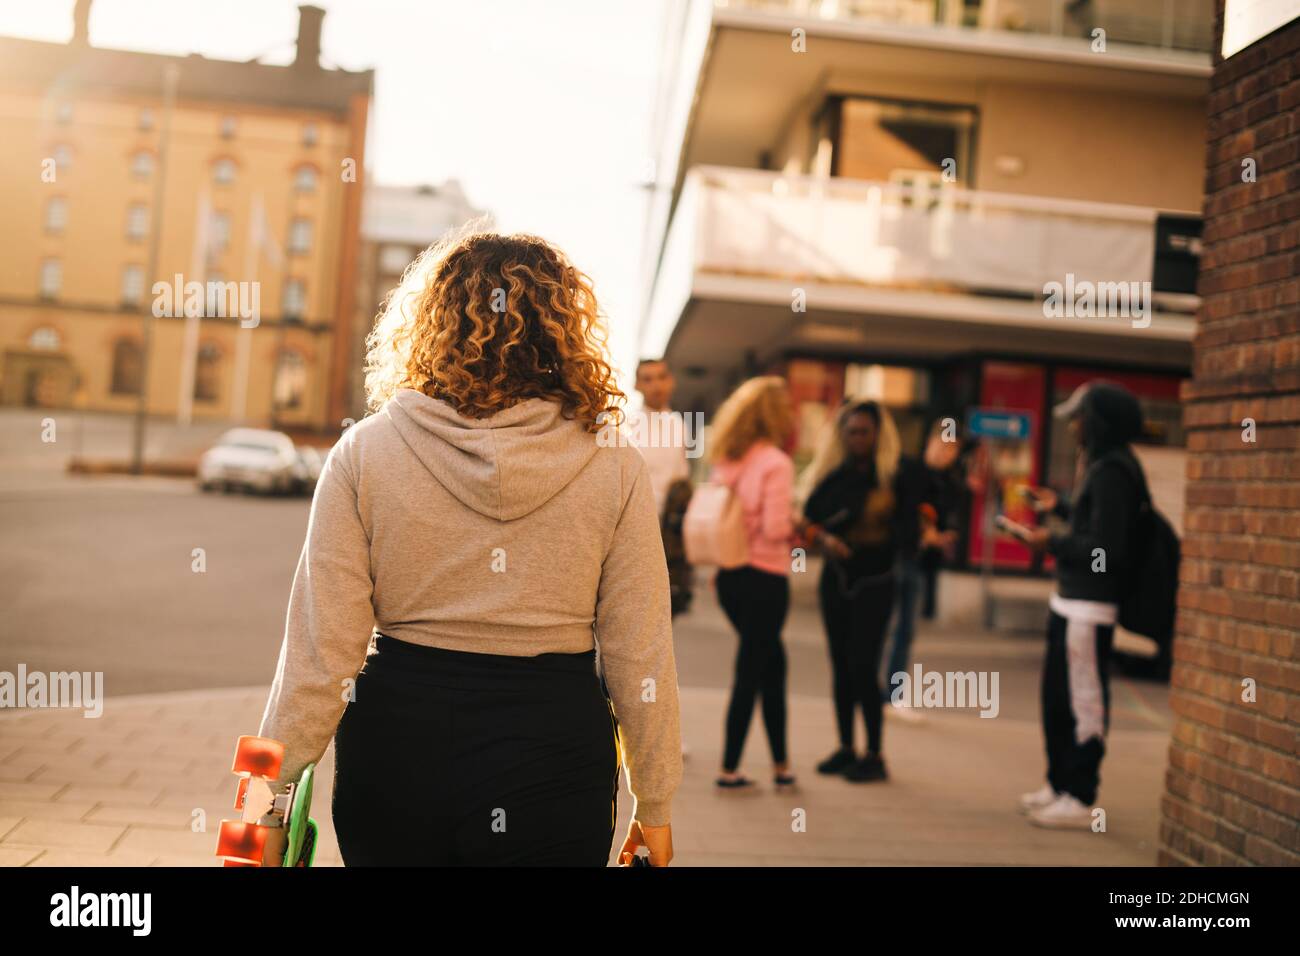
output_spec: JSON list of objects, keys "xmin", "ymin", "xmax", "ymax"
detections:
[
  {"xmin": 706, "ymin": 376, "xmax": 796, "ymax": 791},
  {"xmin": 257, "ymin": 230, "xmax": 681, "ymax": 866}
]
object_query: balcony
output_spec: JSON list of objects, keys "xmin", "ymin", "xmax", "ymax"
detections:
[
  {"xmin": 642, "ymin": 166, "xmax": 1199, "ymax": 382},
  {"xmin": 720, "ymin": 0, "xmax": 1214, "ymax": 53}
]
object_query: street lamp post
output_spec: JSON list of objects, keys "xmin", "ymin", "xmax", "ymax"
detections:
[{"xmin": 130, "ymin": 61, "xmax": 179, "ymax": 474}]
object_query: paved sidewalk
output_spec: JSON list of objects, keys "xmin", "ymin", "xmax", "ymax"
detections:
[{"xmin": 0, "ymin": 681, "xmax": 1168, "ymax": 867}]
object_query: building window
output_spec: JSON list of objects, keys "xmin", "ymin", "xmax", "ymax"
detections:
[
  {"xmin": 282, "ymin": 279, "xmax": 306, "ymax": 320},
  {"xmin": 121, "ymin": 265, "xmax": 145, "ymax": 306},
  {"xmin": 213, "ymin": 157, "xmax": 236, "ymax": 185},
  {"xmin": 110, "ymin": 339, "xmax": 143, "ymax": 395},
  {"xmin": 209, "ymin": 211, "xmax": 231, "ymax": 252},
  {"xmin": 39, "ymin": 259, "xmax": 62, "ymax": 298},
  {"xmin": 289, "ymin": 218, "xmax": 312, "ymax": 254},
  {"xmin": 835, "ymin": 97, "xmax": 977, "ymax": 190},
  {"xmin": 293, "ymin": 165, "xmax": 318, "ymax": 193},
  {"xmin": 28, "ymin": 327, "xmax": 61, "ymax": 351},
  {"xmin": 131, "ymin": 150, "xmax": 154, "ymax": 180},
  {"xmin": 195, "ymin": 343, "xmax": 221, "ymax": 401},
  {"xmin": 273, "ymin": 350, "xmax": 307, "ymax": 410},
  {"xmin": 302, "ymin": 122, "xmax": 319, "ymax": 146},
  {"xmin": 220, "ymin": 115, "xmax": 237, "ymax": 139},
  {"xmin": 55, "ymin": 101, "xmax": 73, "ymax": 124},
  {"xmin": 52, "ymin": 144, "xmax": 72, "ymax": 170},
  {"xmin": 205, "ymin": 272, "xmax": 226, "ymax": 316},
  {"xmin": 126, "ymin": 203, "xmax": 149, "ymax": 241},
  {"xmin": 138, "ymin": 108, "xmax": 155, "ymax": 131},
  {"xmin": 45, "ymin": 196, "xmax": 68, "ymax": 234}
]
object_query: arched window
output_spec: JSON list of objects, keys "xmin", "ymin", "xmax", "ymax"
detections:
[
  {"xmin": 194, "ymin": 343, "xmax": 221, "ymax": 402},
  {"xmin": 110, "ymin": 339, "xmax": 143, "ymax": 395},
  {"xmin": 28, "ymin": 327, "xmax": 61, "ymax": 351},
  {"xmin": 272, "ymin": 350, "xmax": 307, "ymax": 410}
]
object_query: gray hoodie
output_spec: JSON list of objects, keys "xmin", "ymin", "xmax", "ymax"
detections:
[{"xmin": 259, "ymin": 388, "xmax": 682, "ymax": 826}]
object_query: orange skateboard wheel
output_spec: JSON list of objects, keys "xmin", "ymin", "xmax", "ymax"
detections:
[
  {"xmin": 231, "ymin": 735, "xmax": 284, "ymax": 780},
  {"xmin": 216, "ymin": 819, "xmax": 269, "ymax": 863},
  {"xmin": 222, "ymin": 858, "xmax": 259, "ymax": 867}
]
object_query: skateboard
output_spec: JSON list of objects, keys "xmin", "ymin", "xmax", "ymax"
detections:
[{"xmin": 214, "ymin": 735, "xmax": 318, "ymax": 867}]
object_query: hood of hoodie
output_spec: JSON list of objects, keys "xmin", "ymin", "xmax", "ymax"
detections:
[
  {"xmin": 384, "ymin": 388, "xmax": 598, "ymax": 521},
  {"xmin": 1080, "ymin": 382, "xmax": 1144, "ymax": 457}
]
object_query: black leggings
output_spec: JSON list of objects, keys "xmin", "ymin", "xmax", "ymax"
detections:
[
  {"xmin": 332, "ymin": 635, "xmax": 619, "ymax": 866},
  {"xmin": 818, "ymin": 566, "xmax": 896, "ymax": 756},
  {"xmin": 715, "ymin": 566, "xmax": 790, "ymax": 771}
]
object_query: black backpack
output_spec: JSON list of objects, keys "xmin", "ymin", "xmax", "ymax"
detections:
[{"xmin": 1107, "ymin": 453, "xmax": 1181, "ymax": 649}]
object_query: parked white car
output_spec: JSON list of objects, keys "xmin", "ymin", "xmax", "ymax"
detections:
[
  {"xmin": 197, "ymin": 429, "xmax": 300, "ymax": 495},
  {"xmin": 292, "ymin": 446, "xmax": 324, "ymax": 495}
]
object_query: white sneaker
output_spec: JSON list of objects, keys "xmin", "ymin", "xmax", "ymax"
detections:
[
  {"xmin": 1028, "ymin": 793, "xmax": 1094, "ymax": 830},
  {"xmin": 1018, "ymin": 784, "xmax": 1057, "ymax": 814}
]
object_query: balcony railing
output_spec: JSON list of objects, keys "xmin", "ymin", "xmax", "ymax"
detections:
[
  {"xmin": 642, "ymin": 166, "xmax": 1206, "ymax": 356},
  {"xmin": 692, "ymin": 165, "xmax": 1190, "ymax": 290},
  {"xmin": 719, "ymin": 0, "xmax": 1213, "ymax": 54}
]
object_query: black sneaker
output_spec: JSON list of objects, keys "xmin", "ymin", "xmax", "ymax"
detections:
[
  {"xmin": 844, "ymin": 754, "xmax": 888, "ymax": 783},
  {"xmin": 816, "ymin": 748, "xmax": 857, "ymax": 775}
]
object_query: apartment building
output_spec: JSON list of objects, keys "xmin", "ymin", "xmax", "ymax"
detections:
[
  {"xmin": 641, "ymin": 0, "xmax": 1212, "ymax": 569},
  {"xmin": 0, "ymin": 1, "xmax": 373, "ymax": 432}
]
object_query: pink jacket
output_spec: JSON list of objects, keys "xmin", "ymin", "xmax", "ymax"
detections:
[{"xmin": 710, "ymin": 441, "xmax": 795, "ymax": 576}]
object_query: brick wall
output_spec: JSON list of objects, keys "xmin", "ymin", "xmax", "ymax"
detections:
[{"xmin": 1159, "ymin": 2, "xmax": 1300, "ymax": 866}]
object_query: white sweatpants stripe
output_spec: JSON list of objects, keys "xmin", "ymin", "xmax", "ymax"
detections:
[{"xmin": 1065, "ymin": 616, "xmax": 1105, "ymax": 745}]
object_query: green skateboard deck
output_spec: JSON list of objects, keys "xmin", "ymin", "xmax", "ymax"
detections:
[{"xmin": 283, "ymin": 763, "xmax": 318, "ymax": 867}]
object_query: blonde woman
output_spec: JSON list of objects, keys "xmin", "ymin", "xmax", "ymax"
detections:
[
  {"xmin": 707, "ymin": 376, "xmax": 796, "ymax": 790},
  {"xmin": 257, "ymin": 231, "xmax": 681, "ymax": 866},
  {"xmin": 800, "ymin": 399, "xmax": 936, "ymax": 782}
]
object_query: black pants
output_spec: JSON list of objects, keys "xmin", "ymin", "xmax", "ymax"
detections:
[
  {"xmin": 819, "ymin": 565, "xmax": 896, "ymax": 756},
  {"xmin": 1041, "ymin": 609, "xmax": 1114, "ymax": 804},
  {"xmin": 332, "ymin": 635, "xmax": 619, "ymax": 866},
  {"xmin": 715, "ymin": 566, "xmax": 790, "ymax": 771}
]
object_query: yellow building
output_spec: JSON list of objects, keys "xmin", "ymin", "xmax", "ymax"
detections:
[{"xmin": 0, "ymin": 2, "xmax": 373, "ymax": 432}]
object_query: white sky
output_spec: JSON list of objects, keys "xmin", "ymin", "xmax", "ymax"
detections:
[{"xmin": 0, "ymin": 0, "xmax": 666, "ymax": 389}]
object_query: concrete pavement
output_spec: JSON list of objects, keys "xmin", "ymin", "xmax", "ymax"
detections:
[{"xmin": 1, "ymin": 603, "xmax": 1171, "ymax": 867}]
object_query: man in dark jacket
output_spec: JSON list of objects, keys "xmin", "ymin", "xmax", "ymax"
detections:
[{"xmin": 1017, "ymin": 381, "xmax": 1147, "ymax": 829}]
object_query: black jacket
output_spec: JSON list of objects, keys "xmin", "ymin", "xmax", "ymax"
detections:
[
  {"xmin": 1048, "ymin": 384, "xmax": 1147, "ymax": 604},
  {"xmin": 804, "ymin": 455, "xmax": 931, "ymax": 578}
]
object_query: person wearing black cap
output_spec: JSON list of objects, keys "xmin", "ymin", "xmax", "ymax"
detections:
[{"xmin": 1014, "ymin": 380, "xmax": 1147, "ymax": 829}]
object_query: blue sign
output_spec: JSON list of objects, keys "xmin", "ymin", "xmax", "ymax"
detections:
[{"xmin": 967, "ymin": 409, "xmax": 1032, "ymax": 440}]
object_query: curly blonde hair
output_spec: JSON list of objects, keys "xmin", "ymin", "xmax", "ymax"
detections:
[
  {"xmin": 364, "ymin": 227, "xmax": 624, "ymax": 431},
  {"xmin": 708, "ymin": 375, "xmax": 792, "ymax": 462}
]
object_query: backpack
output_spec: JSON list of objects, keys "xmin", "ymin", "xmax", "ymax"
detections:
[
  {"xmin": 682, "ymin": 479, "xmax": 749, "ymax": 570},
  {"xmin": 1108, "ymin": 453, "xmax": 1181, "ymax": 649}
]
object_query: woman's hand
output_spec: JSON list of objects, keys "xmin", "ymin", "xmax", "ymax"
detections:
[
  {"xmin": 619, "ymin": 820, "xmax": 673, "ymax": 866},
  {"xmin": 921, "ymin": 526, "xmax": 958, "ymax": 554},
  {"xmin": 259, "ymin": 825, "xmax": 288, "ymax": 867},
  {"xmin": 821, "ymin": 532, "xmax": 852, "ymax": 560},
  {"xmin": 1021, "ymin": 526, "xmax": 1051, "ymax": 553},
  {"xmin": 1025, "ymin": 486, "xmax": 1058, "ymax": 514}
]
